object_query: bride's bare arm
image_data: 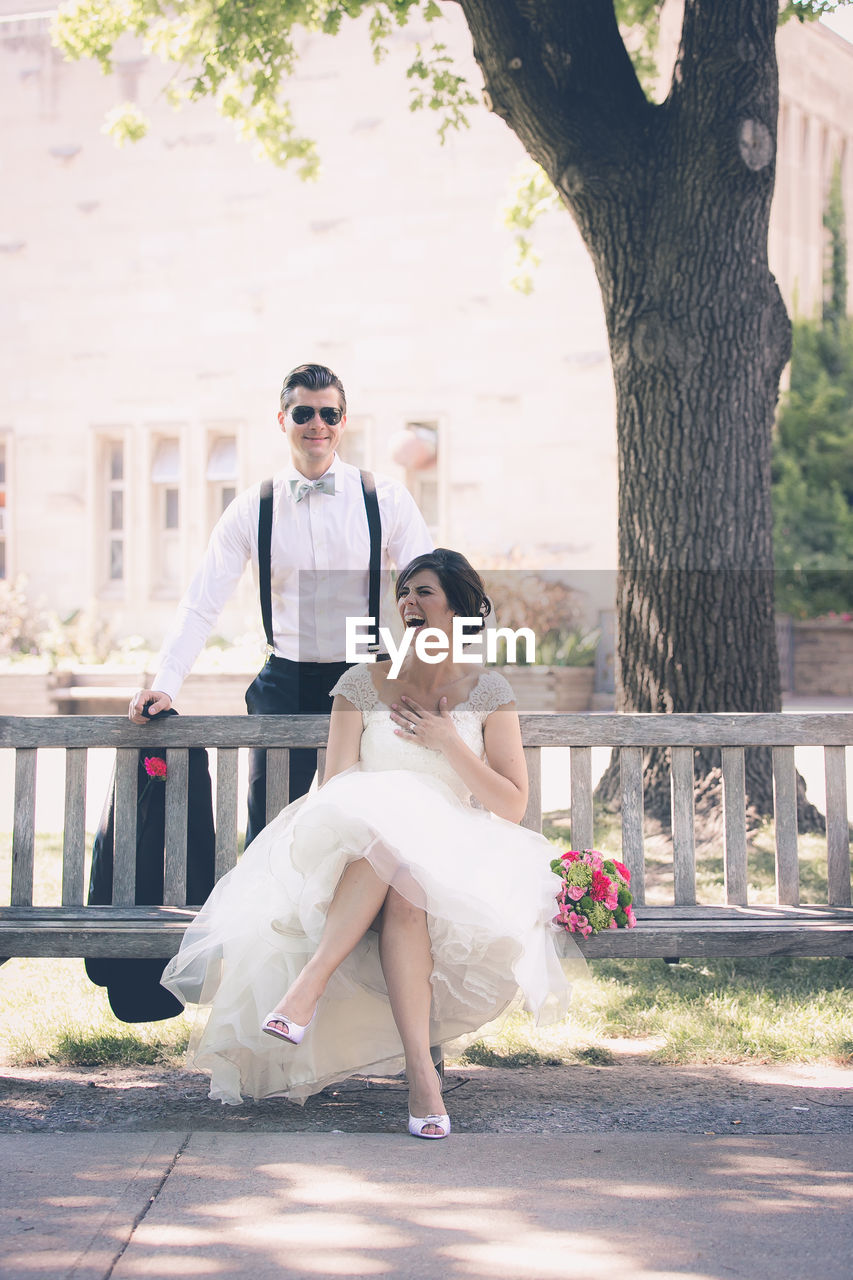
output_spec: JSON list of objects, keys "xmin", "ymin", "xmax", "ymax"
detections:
[
  {"xmin": 322, "ymin": 695, "xmax": 363, "ymax": 782},
  {"xmin": 479, "ymin": 705, "xmax": 529, "ymax": 822},
  {"xmin": 391, "ymin": 696, "xmax": 528, "ymax": 823}
]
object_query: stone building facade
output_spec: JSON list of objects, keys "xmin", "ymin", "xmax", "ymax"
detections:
[{"xmin": 0, "ymin": 3, "xmax": 851, "ymax": 655}]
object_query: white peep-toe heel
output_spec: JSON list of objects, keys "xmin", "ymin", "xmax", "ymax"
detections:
[
  {"xmin": 261, "ymin": 1007, "xmax": 316, "ymax": 1045},
  {"xmin": 408, "ymin": 1065, "xmax": 450, "ymax": 1138},
  {"xmin": 408, "ymin": 1112, "xmax": 451, "ymax": 1139}
]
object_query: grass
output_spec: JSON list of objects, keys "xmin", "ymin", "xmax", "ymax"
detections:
[
  {"xmin": 0, "ymin": 955, "xmax": 193, "ymax": 1068},
  {"xmin": 0, "ymin": 832, "xmax": 193, "ymax": 1068},
  {"xmin": 453, "ymin": 956, "xmax": 853, "ymax": 1070},
  {"xmin": 577, "ymin": 955, "xmax": 853, "ymax": 1064},
  {"xmin": 1, "ymin": 828, "xmax": 852, "ymax": 1070}
]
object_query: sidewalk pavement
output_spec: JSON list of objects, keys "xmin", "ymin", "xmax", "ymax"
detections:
[{"xmin": 2, "ymin": 1132, "xmax": 851, "ymax": 1280}]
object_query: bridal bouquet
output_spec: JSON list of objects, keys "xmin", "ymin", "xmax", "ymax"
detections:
[{"xmin": 551, "ymin": 849, "xmax": 636, "ymax": 937}]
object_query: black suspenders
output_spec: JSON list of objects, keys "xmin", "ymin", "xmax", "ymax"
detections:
[
  {"xmin": 258, "ymin": 477, "xmax": 275, "ymax": 654},
  {"xmin": 360, "ymin": 470, "xmax": 381, "ymax": 653},
  {"xmin": 257, "ymin": 471, "xmax": 382, "ymax": 656}
]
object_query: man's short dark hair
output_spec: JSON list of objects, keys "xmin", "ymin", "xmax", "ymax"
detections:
[{"xmin": 280, "ymin": 364, "xmax": 347, "ymax": 415}]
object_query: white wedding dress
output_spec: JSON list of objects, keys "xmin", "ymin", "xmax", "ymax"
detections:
[{"xmin": 162, "ymin": 664, "xmax": 581, "ymax": 1104}]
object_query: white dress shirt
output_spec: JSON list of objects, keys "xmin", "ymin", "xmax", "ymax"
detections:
[{"xmin": 152, "ymin": 456, "xmax": 433, "ymax": 701}]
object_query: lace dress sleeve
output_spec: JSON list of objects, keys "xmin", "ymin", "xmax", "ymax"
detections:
[
  {"xmin": 329, "ymin": 664, "xmax": 378, "ymax": 716},
  {"xmin": 468, "ymin": 670, "xmax": 518, "ymax": 721}
]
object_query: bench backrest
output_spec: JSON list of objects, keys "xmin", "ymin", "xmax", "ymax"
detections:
[{"xmin": 2, "ymin": 713, "xmax": 851, "ymax": 911}]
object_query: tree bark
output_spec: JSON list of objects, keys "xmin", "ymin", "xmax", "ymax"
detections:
[{"xmin": 457, "ymin": 0, "xmax": 822, "ymax": 827}]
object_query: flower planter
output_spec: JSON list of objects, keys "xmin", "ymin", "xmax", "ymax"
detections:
[
  {"xmin": 500, "ymin": 666, "xmax": 595, "ymax": 713},
  {"xmin": 0, "ymin": 671, "xmax": 56, "ymax": 715}
]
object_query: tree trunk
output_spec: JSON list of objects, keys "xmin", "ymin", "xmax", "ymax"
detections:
[{"xmin": 458, "ymin": 0, "xmax": 822, "ymax": 828}]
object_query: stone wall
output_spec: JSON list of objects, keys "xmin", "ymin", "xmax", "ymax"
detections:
[
  {"xmin": 0, "ymin": 665, "xmax": 597, "ymax": 716},
  {"xmin": 792, "ymin": 622, "xmax": 853, "ymax": 698},
  {"xmin": 0, "ymin": 670, "xmax": 251, "ymax": 716}
]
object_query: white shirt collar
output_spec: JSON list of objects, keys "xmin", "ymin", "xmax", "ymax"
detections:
[{"xmin": 283, "ymin": 453, "xmax": 343, "ymax": 493}]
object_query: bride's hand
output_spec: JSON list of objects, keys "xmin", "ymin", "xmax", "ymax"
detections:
[{"xmin": 390, "ymin": 695, "xmax": 457, "ymax": 751}]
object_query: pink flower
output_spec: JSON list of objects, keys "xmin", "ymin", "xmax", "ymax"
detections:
[
  {"xmin": 562, "ymin": 850, "xmax": 582, "ymax": 863},
  {"xmin": 567, "ymin": 885, "xmax": 586, "ymax": 902},
  {"xmin": 569, "ymin": 911, "xmax": 593, "ymax": 938},
  {"xmin": 608, "ymin": 917, "xmax": 618, "ymax": 929},
  {"xmin": 604, "ymin": 893, "xmax": 619, "ymax": 912},
  {"xmin": 611, "ymin": 860, "xmax": 631, "ymax": 882},
  {"xmin": 144, "ymin": 756, "xmax": 167, "ymax": 780},
  {"xmin": 625, "ymin": 905, "xmax": 637, "ymax": 928},
  {"xmin": 591, "ymin": 870, "xmax": 612, "ymax": 901}
]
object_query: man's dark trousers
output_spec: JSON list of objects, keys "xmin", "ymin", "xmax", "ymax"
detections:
[{"xmin": 244, "ymin": 655, "xmax": 352, "ymax": 846}]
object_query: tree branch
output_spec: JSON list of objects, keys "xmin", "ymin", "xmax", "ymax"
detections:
[
  {"xmin": 456, "ymin": 0, "xmax": 654, "ymax": 183},
  {"xmin": 669, "ymin": 0, "xmax": 780, "ymax": 179}
]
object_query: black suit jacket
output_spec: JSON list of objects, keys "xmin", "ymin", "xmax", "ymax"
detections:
[{"xmin": 85, "ymin": 708, "xmax": 216, "ymax": 1022}]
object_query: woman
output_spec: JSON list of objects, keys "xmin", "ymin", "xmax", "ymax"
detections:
[{"xmin": 162, "ymin": 550, "xmax": 581, "ymax": 1138}]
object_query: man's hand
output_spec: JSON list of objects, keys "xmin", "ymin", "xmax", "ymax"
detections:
[{"xmin": 128, "ymin": 690, "xmax": 172, "ymax": 724}]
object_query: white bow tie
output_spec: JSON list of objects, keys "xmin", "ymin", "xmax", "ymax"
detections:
[{"xmin": 290, "ymin": 475, "xmax": 336, "ymax": 502}]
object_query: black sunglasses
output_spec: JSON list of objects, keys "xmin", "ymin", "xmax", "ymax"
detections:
[{"xmin": 289, "ymin": 405, "xmax": 343, "ymax": 426}]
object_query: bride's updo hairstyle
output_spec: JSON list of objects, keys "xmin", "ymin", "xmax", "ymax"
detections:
[{"xmin": 395, "ymin": 549, "xmax": 491, "ymax": 629}]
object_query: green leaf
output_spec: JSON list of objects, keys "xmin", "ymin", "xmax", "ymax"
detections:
[
  {"xmin": 52, "ymin": 0, "xmax": 448, "ymax": 171},
  {"xmin": 501, "ymin": 162, "xmax": 560, "ymax": 295},
  {"xmin": 102, "ymin": 102, "xmax": 150, "ymax": 145}
]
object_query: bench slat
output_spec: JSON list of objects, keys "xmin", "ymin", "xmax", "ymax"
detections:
[
  {"xmin": 514, "ymin": 713, "xmax": 853, "ymax": 748},
  {"xmin": 522, "ymin": 746, "xmax": 541, "ymax": 833},
  {"xmin": 0, "ymin": 906, "xmax": 197, "ymax": 959},
  {"xmin": 113, "ymin": 750, "xmax": 138, "ymax": 906},
  {"xmin": 620, "ymin": 746, "xmax": 645, "ymax": 905},
  {"xmin": 265, "ymin": 748, "xmax": 290, "ymax": 825},
  {"xmin": 62, "ymin": 749, "xmax": 87, "ymax": 906},
  {"xmin": 575, "ymin": 921, "xmax": 853, "ymax": 959},
  {"xmin": 6, "ymin": 711, "xmax": 853, "ymax": 748},
  {"xmin": 570, "ymin": 746, "xmax": 593, "ymax": 850},
  {"xmin": 4, "ymin": 903, "xmax": 850, "ymax": 961},
  {"xmin": 215, "ymin": 748, "xmax": 239, "ymax": 881},
  {"xmin": 624, "ymin": 903, "xmax": 853, "ymax": 920},
  {"xmin": 11, "ymin": 749, "xmax": 37, "ymax": 907},
  {"xmin": 825, "ymin": 745, "xmax": 851, "ymax": 907},
  {"xmin": 164, "ymin": 748, "xmax": 188, "ymax": 907},
  {"xmin": 721, "ymin": 747, "xmax": 748, "ymax": 906},
  {"xmin": 773, "ymin": 745, "xmax": 800, "ymax": 906},
  {"xmin": 671, "ymin": 746, "xmax": 696, "ymax": 905}
]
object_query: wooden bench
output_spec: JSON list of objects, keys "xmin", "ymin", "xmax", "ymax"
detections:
[{"xmin": 1, "ymin": 713, "xmax": 851, "ymax": 963}]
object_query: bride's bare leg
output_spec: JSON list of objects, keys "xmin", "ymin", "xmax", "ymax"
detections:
[
  {"xmin": 267, "ymin": 858, "xmax": 390, "ymax": 1028},
  {"xmin": 377, "ymin": 889, "xmax": 445, "ymax": 1133}
]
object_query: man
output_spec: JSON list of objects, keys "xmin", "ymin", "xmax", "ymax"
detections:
[{"xmin": 129, "ymin": 363, "xmax": 433, "ymax": 843}]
